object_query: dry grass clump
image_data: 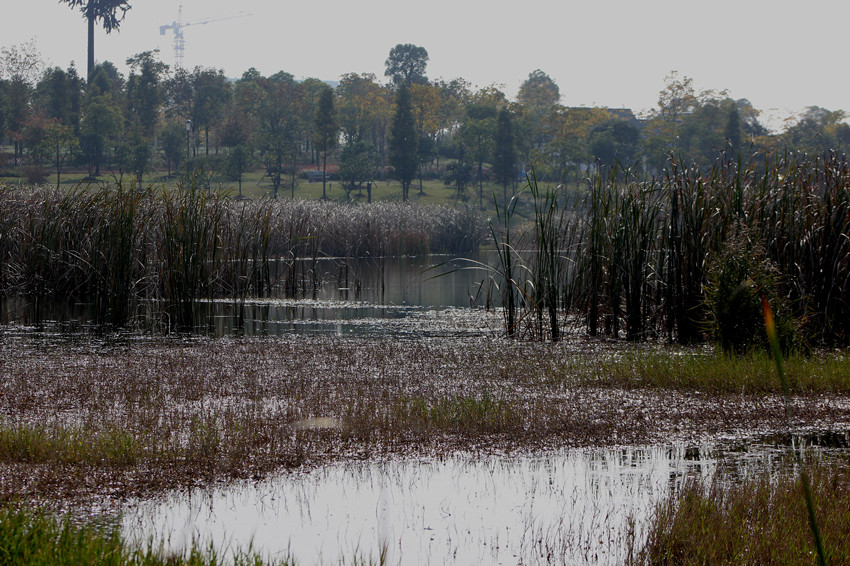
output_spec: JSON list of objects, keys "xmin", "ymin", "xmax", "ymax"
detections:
[{"xmin": 637, "ymin": 461, "xmax": 850, "ymax": 565}]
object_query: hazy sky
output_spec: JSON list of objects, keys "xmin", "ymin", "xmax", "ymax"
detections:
[{"xmin": 3, "ymin": 0, "xmax": 848, "ymax": 130}]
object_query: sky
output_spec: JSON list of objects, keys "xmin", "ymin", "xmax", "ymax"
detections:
[{"xmin": 3, "ymin": 0, "xmax": 849, "ymax": 131}]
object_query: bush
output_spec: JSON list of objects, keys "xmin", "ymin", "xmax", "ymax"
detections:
[
  {"xmin": 21, "ymin": 165, "xmax": 48, "ymax": 185},
  {"xmin": 704, "ymin": 223, "xmax": 801, "ymax": 354}
]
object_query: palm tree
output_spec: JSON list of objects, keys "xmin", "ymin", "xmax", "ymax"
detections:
[{"xmin": 59, "ymin": 0, "xmax": 131, "ymax": 81}]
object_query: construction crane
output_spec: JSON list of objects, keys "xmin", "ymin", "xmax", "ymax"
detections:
[{"xmin": 159, "ymin": 4, "xmax": 250, "ymax": 68}]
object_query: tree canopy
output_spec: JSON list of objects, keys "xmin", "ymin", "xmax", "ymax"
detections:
[
  {"xmin": 385, "ymin": 44, "xmax": 429, "ymax": 86},
  {"xmin": 389, "ymin": 82, "xmax": 419, "ymax": 200},
  {"xmin": 59, "ymin": 0, "xmax": 132, "ymax": 80}
]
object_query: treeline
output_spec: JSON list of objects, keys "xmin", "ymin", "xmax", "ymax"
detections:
[{"xmin": 1, "ymin": 43, "xmax": 848, "ymax": 197}]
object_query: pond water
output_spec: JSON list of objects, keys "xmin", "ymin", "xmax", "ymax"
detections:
[
  {"xmin": 0, "ymin": 255, "xmax": 503, "ymax": 337},
  {"xmin": 124, "ymin": 432, "xmax": 848, "ymax": 565}
]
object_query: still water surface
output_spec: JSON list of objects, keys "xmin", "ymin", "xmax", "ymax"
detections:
[
  {"xmin": 1, "ymin": 255, "xmax": 502, "ymax": 337},
  {"xmin": 124, "ymin": 434, "xmax": 847, "ymax": 565}
]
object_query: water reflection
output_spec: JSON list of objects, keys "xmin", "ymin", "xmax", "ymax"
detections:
[
  {"xmin": 124, "ymin": 435, "xmax": 845, "ymax": 565},
  {"xmin": 0, "ymin": 255, "xmax": 502, "ymax": 337}
]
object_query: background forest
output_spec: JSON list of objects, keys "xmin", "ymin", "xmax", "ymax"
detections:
[{"xmin": 2, "ymin": 41, "xmax": 848, "ymax": 198}]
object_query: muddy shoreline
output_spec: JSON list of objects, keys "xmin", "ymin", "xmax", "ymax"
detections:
[{"xmin": 2, "ymin": 331, "xmax": 849, "ymax": 511}]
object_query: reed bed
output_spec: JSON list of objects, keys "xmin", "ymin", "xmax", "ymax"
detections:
[
  {"xmin": 0, "ymin": 183, "xmax": 487, "ymax": 329},
  {"xmin": 636, "ymin": 460, "xmax": 850, "ymax": 565},
  {"xmin": 496, "ymin": 151, "xmax": 850, "ymax": 347}
]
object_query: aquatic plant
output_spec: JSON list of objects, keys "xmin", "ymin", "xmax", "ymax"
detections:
[
  {"xmin": 0, "ymin": 182, "xmax": 488, "ymax": 329},
  {"xmin": 492, "ymin": 150, "xmax": 850, "ymax": 346}
]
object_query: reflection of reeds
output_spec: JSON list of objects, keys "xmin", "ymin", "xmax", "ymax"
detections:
[{"xmin": 0, "ymin": 182, "xmax": 488, "ymax": 329}]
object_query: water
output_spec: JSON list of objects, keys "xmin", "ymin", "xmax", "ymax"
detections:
[
  {"xmin": 124, "ymin": 434, "xmax": 847, "ymax": 565},
  {"xmin": 0, "ymin": 255, "xmax": 502, "ymax": 337}
]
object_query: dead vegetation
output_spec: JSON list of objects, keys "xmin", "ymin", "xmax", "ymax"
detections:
[{"xmin": 1, "ymin": 333, "xmax": 848, "ymax": 508}]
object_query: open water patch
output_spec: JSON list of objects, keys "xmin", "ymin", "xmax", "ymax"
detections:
[{"xmin": 123, "ymin": 433, "xmax": 849, "ymax": 565}]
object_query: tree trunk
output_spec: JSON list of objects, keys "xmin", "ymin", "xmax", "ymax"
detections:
[
  {"xmin": 87, "ymin": 8, "xmax": 95, "ymax": 81},
  {"xmin": 321, "ymin": 152, "xmax": 327, "ymax": 199}
]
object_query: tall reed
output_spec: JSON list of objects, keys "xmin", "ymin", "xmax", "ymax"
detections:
[
  {"xmin": 0, "ymin": 183, "xmax": 488, "ymax": 329},
  {"xmin": 490, "ymin": 150, "xmax": 850, "ymax": 346}
]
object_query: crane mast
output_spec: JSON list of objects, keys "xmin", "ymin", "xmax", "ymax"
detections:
[{"xmin": 159, "ymin": 4, "xmax": 250, "ymax": 68}]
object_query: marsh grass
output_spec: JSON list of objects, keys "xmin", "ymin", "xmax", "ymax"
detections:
[
  {"xmin": 570, "ymin": 350, "xmax": 850, "ymax": 393},
  {"xmin": 636, "ymin": 461, "xmax": 850, "ymax": 565},
  {"xmin": 491, "ymin": 151, "xmax": 850, "ymax": 347},
  {"xmin": 0, "ymin": 182, "xmax": 487, "ymax": 329},
  {"xmin": 0, "ymin": 423, "xmax": 139, "ymax": 466},
  {"xmin": 0, "ymin": 505, "xmax": 295, "ymax": 565},
  {"xmin": 1, "ymin": 335, "xmax": 848, "ymax": 506}
]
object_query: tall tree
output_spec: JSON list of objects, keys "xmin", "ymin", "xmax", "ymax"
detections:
[
  {"xmin": 517, "ymin": 69, "xmax": 561, "ymax": 115},
  {"xmin": 589, "ymin": 119, "xmax": 640, "ymax": 166},
  {"xmin": 79, "ymin": 66, "xmax": 122, "ymax": 175},
  {"xmin": 39, "ymin": 118, "xmax": 78, "ymax": 187},
  {"xmin": 249, "ymin": 72, "xmax": 303, "ymax": 198},
  {"xmin": 492, "ymin": 108, "xmax": 517, "ymax": 203},
  {"xmin": 385, "ymin": 44, "xmax": 429, "ymax": 86},
  {"xmin": 191, "ymin": 67, "xmax": 231, "ymax": 155},
  {"xmin": 313, "ymin": 85, "xmax": 338, "ymax": 200},
  {"xmin": 724, "ymin": 107, "xmax": 742, "ymax": 156},
  {"xmin": 339, "ymin": 140, "xmax": 378, "ymax": 200},
  {"xmin": 125, "ymin": 51, "xmax": 167, "ymax": 141},
  {"xmin": 59, "ymin": 0, "xmax": 131, "ymax": 81},
  {"xmin": 35, "ymin": 65, "xmax": 84, "ymax": 133},
  {"xmin": 1, "ymin": 41, "xmax": 42, "ymax": 164},
  {"xmin": 388, "ymin": 82, "xmax": 418, "ymax": 201},
  {"xmin": 518, "ymin": 70, "xmax": 560, "ymax": 157}
]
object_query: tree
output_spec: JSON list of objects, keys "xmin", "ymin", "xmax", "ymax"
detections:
[
  {"xmin": 543, "ymin": 106, "xmax": 609, "ymax": 183},
  {"xmin": 410, "ymin": 83, "xmax": 441, "ymax": 193},
  {"xmin": 339, "ymin": 141, "xmax": 378, "ymax": 199},
  {"xmin": 388, "ymin": 82, "xmax": 418, "ymax": 201},
  {"xmin": 337, "ymin": 73, "xmax": 381, "ymax": 145},
  {"xmin": 300, "ymin": 77, "xmax": 328, "ymax": 165},
  {"xmin": 115, "ymin": 135, "xmax": 151, "ymax": 184},
  {"xmin": 517, "ymin": 69, "xmax": 561, "ymax": 115},
  {"xmin": 39, "ymin": 118, "xmax": 78, "ymax": 187},
  {"xmin": 384, "ymin": 44, "xmax": 429, "ymax": 86},
  {"xmin": 458, "ymin": 93, "xmax": 500, "ymax": 206},
  {"xmin": 724, "ymin": 107, "xmax": 742, "ymax": 156},
  {"xmin": 191, "ymin": 67, "xmax": 231, "ymax": 155},
  {"xmin": 125, "ymin": 51, "xmax": 167, "ymax": 141},
  {"xmin": 657, "ymin": 71, "xmax": 697, "ymax": 122},
  {"xmin": 35, "ymin": 65, "xmax": 84, "ymax": 133},
  {"xmin": 59, "ymin": 0, "xmax": 131, "ymax": 81},
  {"xmin": 158, "ymin": 120, "xmax": 185, "ymax": 176},
  {"xmin": 313, "ymin": 85, "xmax": 338, "ymax": 200},
  {"xmin": 1, "ymin": 41, "xmax": 43, "ymax": 164},
  {"xmin": 79, "ymin": 66, "xmax": 122, "ymax": 175},
  {"xmin": 492, "ymin": 108, "xmax": 517, "ymax": 203},
  {"xmin": 589, "ymin": 119, "xmax": 640, "ymax": 166},
  {"xmin": 247, "ymin": 72, "xmax": 303, "ymax": 198},
  {"xmin": 782, "ymin": 106, "xmax": 847, "ymax": 153},
  {"xmin": 517, "ymin": 69, "xmax": 560, "ymax": 156},
  {"xmin": 226, "ymin": 144, "xmax": 251, "ymax": 198}
]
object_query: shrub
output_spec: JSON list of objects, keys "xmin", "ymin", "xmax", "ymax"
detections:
[{"xmin": 704, "ymin": 223, "xmax": 801, "ymax": 354}]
